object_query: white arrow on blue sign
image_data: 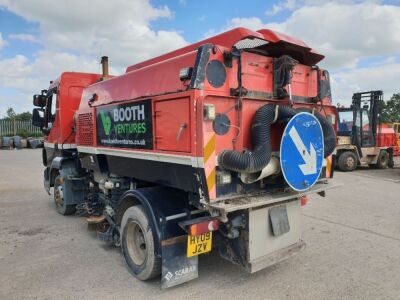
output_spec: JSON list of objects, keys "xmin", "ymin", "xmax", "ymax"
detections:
[{"xmin": 280, "ymin": 112, "xmax": 324, "ymax": 192}]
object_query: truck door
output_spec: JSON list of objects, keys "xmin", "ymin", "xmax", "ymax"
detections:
[
  {"xmin": 154, "ymin": 97, "xmax": 191, "ymax": 152},
  {"xmin": 44, "ymin": 89, "xmax": 60, "ymax": 140}
]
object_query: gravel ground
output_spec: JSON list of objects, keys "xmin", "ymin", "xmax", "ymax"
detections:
[{"xmin": 1, "ymin": 149, "xmax": 399, "ymax": 300}]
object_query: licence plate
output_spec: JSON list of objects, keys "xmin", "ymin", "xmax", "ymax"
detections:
[{"xmin": 187, "ymin": 232, "xmax": 212, "ymax": 257}]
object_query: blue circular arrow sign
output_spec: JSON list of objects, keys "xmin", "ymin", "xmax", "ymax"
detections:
[{"xmin": 280, "ymin": 112, "xmax": 324, "ymax": 192}]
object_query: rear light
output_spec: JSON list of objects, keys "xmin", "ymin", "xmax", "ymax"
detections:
[
  {"xmin": 300, "ymin": 196, "xmax": 308, "ymax": 206},
  {"xmin": 189, "ymin": 219, "xmax": 219, "ymax": 236},
  {"xmin": 217, "ymin": 171, "xmax": 232, "ymax": 185}
]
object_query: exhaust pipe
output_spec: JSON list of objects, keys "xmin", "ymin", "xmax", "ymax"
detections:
[{"xmin": 101, "ymin": 56, "xmax": 109, "ymax": 79}]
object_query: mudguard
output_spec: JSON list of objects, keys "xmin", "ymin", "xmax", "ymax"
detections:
[
  {"xmin": 118, "ymin": 187, "xmax": 199, "ymax": 287},
  {"xmin": 117, "ymin": 187, "xmax": 191, "ymax": 256},
  {"xmin": 44, "ymin": 156, "xmax": 73, "ymax": 193}
]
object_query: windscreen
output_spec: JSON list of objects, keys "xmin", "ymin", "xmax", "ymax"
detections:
[{"xmin": 338, "ymin": 110, "xmax": 353, "ymax": 135}]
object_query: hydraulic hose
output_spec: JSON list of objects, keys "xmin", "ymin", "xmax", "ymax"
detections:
[{"xmin": 218, "ymin": 104, "xmax": 336, "ymax": 173}]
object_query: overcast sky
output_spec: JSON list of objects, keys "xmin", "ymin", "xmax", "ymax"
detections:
[{"xmin": 0, "ymin": 0, "xmax": 399, "ymax": 116}]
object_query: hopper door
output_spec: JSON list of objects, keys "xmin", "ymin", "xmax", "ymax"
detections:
[{"xmin": 154, "ymin": 98, "xmax": 191, "ymax": 152}]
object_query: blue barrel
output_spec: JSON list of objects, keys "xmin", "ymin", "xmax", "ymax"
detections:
[
  {"xmin": 2, "ymin": 137, "xmax": 13, "ymax": 149},
  {"xmin": 13, "ymin": 136, "xmax": 22, "ymax": 149},
  {"xmin": 28, "ymin": 138, "xmax": 44, "ymax": 149}
]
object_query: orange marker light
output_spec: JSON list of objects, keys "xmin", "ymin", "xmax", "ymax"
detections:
[{"xmin": 300, "ymin": 196, "xmax": 309, "ymax": 206}]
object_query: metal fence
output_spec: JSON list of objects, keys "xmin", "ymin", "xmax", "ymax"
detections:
[{"xmin": 0, "ymin": 119, "xmax": 42, "ymax": 135}]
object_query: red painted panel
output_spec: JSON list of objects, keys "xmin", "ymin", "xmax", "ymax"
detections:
[
  {"xmin": 80, "ymin": 51, "xmax": 197, "ymax": 111},
  {"xmin": 47, "ymin": 72, "xmax": 101, "ymax": 145},
  {"xmin": 240, "ymin": 53, "xmax": 274, "ymax": 94},
  {"xmin": 199, "ymin": 49, "xmax": 274, "ymax": 98},
  {"xmin": 291, "ymin": 65, "xmax": 318, "ymax": 98},
  {"xmin": 201, "ymin": 50, "xmax": 316, "ymax": 101},
  {"xmin": 154, "ymin": 97, "xmax": 191, "ymax": 152}
]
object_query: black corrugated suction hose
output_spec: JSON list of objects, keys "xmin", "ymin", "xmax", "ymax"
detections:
[{"xmin": 218, "ymin": 104, "xmax": 336, "ymax": 173}]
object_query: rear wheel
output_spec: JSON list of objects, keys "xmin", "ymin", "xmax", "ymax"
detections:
[
  {"xmin": 375, "ymin": 150, "xmax": 389, "ymax": 169},
  {"xmin": 121, "ymin": 205, "xmax": 161, "ymax": 281},
  {"xmin": 54, "ymin": 175, "xmax": 76, "ymax": 215},
  {"xmin": 338, "ymin": 151, "xmax": 357, "ymax": 172}
]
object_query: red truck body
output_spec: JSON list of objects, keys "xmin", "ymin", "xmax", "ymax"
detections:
[
  {"xmin": 72, "ymin": 28, "xmax": 336, "ymax": 201},
  {"xmin": 377, "ymin": 125, "xmax": 399, "ymax": 156},
  {"xmin": 33, "ymin": 27, "xmax": 337, "ymax": 288}
]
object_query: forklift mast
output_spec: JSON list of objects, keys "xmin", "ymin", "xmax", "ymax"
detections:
[{"xmin": 351, "ymin": 90, "xmax": 383, "ymax": 153}]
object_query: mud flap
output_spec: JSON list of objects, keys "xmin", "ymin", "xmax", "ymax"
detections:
[
  {"xmin": 161, "ymin": 235, "xmax": 198, "ymax": 289},
  {"xmin": 269, "ymin": 204, "xmax": 290, "ymax": 236}
]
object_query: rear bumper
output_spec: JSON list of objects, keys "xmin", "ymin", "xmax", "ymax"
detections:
[{"xmin": 207, "ymin": 179, "xmax": 341, "ymax": 221}]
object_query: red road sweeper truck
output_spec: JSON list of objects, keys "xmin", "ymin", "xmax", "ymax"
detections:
[{"xmin": 32, "ymin": 28, "xmax": 338, "ymax": 288}]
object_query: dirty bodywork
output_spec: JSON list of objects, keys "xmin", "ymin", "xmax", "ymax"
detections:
[{"xmin": 32, "ymin": 27, "xmax": 338, "ymax": 288}]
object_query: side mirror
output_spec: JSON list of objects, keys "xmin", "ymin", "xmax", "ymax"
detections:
[
  {"xmin": 33, "ymin": 94, "xmax": 46, "ymax": 107},
  {"xmin": 32, "ymin": 108, "xmax": 45, "ymax": 128}
]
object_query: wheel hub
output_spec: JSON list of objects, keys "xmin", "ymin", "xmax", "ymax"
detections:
[
  {"xmin": 346, "ymin": 157, "xmax": 355, "ymax": 169},
  {"xmin": 54, "ymin": 184, "xmax": 64, "ymax": 206},
  {"xmin": 126, "ymin": 221, "xmax": 147, "ymax": 266}
]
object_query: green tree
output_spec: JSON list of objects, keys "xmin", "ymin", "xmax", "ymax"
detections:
[
  {"xmin": 15, "ymin": 111, "xmax": 32, "ymax": 121},
  {"xmin": 1, "ymin": 108, "xmax": 32, "ymax": 121},
  {"xmin": 6, "ymin": 107, "xmax": 16, "ymax": 119},
  {"xmin": 381, "ymin": 93, "xmax": 400, "ymax": 123}
]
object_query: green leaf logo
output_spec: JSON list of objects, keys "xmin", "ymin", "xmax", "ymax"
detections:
[{"xmin": 100, "ymin": 111, "xmax": 112, "ymax": 135}]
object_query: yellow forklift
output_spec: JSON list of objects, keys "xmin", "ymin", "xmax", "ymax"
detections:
[{"xmin": 336, "ymin": 91, "xmax": 394, "ymax": 171}]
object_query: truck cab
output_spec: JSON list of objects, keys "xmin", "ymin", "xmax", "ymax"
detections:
[{"xmin": 32, "ymin": 72, "xmax": 102, "ymax": 196}]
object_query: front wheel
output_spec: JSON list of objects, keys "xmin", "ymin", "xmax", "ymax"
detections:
[
  {"xmin": 54, "ymin": 175, "xmax": 76, "ymax": 215},
  {"xmin": 338, "ymin": 151, "xmax": 357, "ymax": 172},
  {"xmin": 121, "ymin": 205, "xmax": 161, "ymax": 281}
]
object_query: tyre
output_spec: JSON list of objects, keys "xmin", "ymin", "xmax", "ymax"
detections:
[
  {"xmin": 338, "ymin": 151, "xmax": 357, "ymax": 172},
  {"xmin": 54, "ymin": 175, "xmax": 76, "ymax": 215},
  {"xmin": 375, "ymin": 150, "xmax": 389, "ymax": 169},
  {"xmin": 121, "ymin": 205, "xmax": 161, "ymax": 281}
]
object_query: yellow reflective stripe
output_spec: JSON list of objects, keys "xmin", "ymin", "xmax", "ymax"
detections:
[
  {"xmin": 206, "ymin": 168, "xmax": 216, "ymax": 191},
  {"xmin": 203, "ymin": 135, "xmax": 216, "ymax": 163}
]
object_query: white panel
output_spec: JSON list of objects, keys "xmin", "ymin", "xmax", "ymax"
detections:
[{"xmin": 248, "ymin": 200, "xmax": 302, "ymax": 261}]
